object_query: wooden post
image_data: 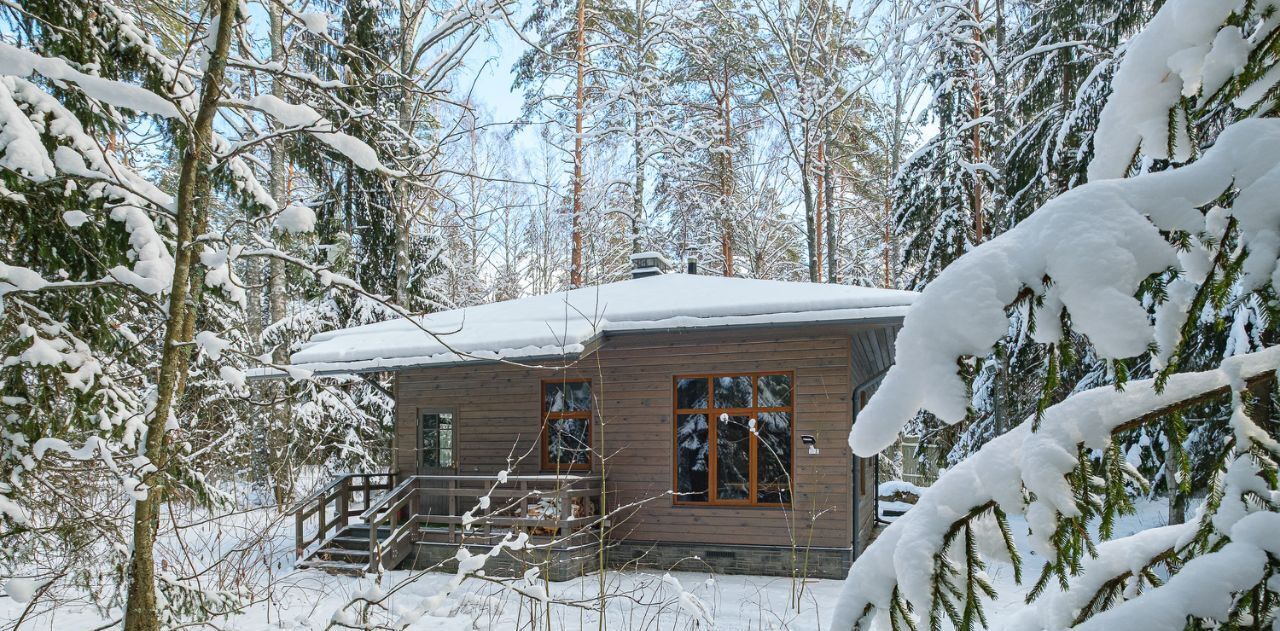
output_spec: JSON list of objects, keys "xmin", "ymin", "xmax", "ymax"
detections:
[
  {"xmin": 448, "ymin": 478, "xmax": 457, "ymax": 543},
  {"xmin": 369, "ymin": 515, "xmax": 379, "ymax": 569},
  {"xmin": 317, "ymin": 493, "xmax": 327, "ymax": 544},
  {"xmin": 390, "ymin": 501, "xmax": 398, "ymax": 544},
  {"xmin": 295, "ymin": 506, "xmax": 304, "ymax": 558},
  {"xmin": 485, "ymin": 479, "xmax": 493, "ymax": 541},
  {"xmin": 557, "ymin": 485, "xmax": 569, "ymax": 539},
  {"xmin": 520, "ymin": 479, "xmax": 529, "ymax": 538},
  {"xmin": 336, "ymin": 477, "xmax": 350, "ymax": 531},
  {"xmin": 410, "ymin": 476, "xmax": 419, "ymax": 525}
]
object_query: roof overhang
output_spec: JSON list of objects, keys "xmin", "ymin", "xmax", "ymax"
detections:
[{"xmin": 247, "ymin": 305, "xmax": 908, "ymax": 381}]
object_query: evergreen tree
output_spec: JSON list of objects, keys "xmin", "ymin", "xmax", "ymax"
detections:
[
  {"xmin": 893, "ymin": 0, "xmax": 1001, "ymax": 289},
  {"xmin": 0, "ymin": 0, "xmax": 507, "ymax": 623},
  {"xmin": 836, "ymin": 1, "xmax": 1280, "ymax": 627},
  {"xmin": 514, "ymin": 0, "xmax": 608, "ymax": 287}
]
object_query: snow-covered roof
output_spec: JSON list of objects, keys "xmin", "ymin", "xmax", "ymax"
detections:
[{"xmin": 285, "ymin": 274, "xmax": 916, "ymax": 375}]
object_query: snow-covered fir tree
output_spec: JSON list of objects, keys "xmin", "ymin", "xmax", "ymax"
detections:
[
  {"xmin": 894, "ymin": 0, "xmax": 1003, "ymax": 290},
  {"xmin": 836, "ymin": 1, "xmax": 1280, "ymax": 628},
  {"xmin": 0, "ymin": 0, "xmax": 511, "ymax": 626}
]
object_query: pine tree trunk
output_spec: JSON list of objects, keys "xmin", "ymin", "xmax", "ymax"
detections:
[
  {"xmin": 719, "ymin": 65, "xmax": 734, "ymax": 277},
  {"xmin": 571, "ymin": 0, "xmax": 586, "ymax": 287},
  {"xmin": 824, "ymin": 127, "xmax": 837, "ymax": 283},
  {"xmin": 882, "ymin": 196, "xmax": 893, "ymax": 288},
  {"xmin": 970, "ymin": 0, "xmax": 985, "ymax": 244},
  {"xmin": 991, "ymin": 0, "xmax": 1007, "ymax": 232},
  {"xmin": 122, "ymin": 1, "xmax": 235, "ymax": 628}
]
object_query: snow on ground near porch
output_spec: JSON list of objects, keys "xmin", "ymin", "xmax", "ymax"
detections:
[
  {"xmin": 1, "ymin": 498, "xmax": 1176, "ymax": 630},
  {"xmin": 284, "ymin": 273, "xmax": 916, "ymax": 374}
]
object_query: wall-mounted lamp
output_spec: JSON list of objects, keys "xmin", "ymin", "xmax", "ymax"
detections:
[{"xmin": 801, "ymin": 434, "xmax": 819, "ymax": 455}]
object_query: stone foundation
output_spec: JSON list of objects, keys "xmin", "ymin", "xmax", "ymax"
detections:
[
  {"xmin": 606, "ymin": 540, "xmax": 853, "ymax": 580},
  {"xmin": 403, "ymin": 540, "xmax": 602, "ymax": 582},
  {"xmin": 400, "ymin": 538, "xmax": 852, "ymax": 581}
]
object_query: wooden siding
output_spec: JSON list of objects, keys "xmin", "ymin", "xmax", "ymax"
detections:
[
  {"xmin": 851, "ymin": 324, "xmax": 899, "ymax": 386},
  {"xmin": 394, "ymin": 323, "xmax": 896, "ymax": 550}
]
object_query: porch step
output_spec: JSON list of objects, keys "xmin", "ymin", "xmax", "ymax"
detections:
[
  {"xmin": 299, "ymin": 524, "xmax": 394, "ymax": 574},
  {"xmin": 341, "ymin": 525, "xmax": 392, "ymax": 539},
  {"xmin": 297, "ymin": 559, "xmax": 368, "ymax": 576},
  {"xmin": 328, "ymin": 536, "xmax": 373, "ymax": 550},
  {"xmin": 312, "ymin": 547, "xmax": 371, "ymax": 563}
]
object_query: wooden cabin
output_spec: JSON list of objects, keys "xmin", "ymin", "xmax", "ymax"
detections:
[{"xmin": 283, "ymin": 254, "xmax": 914, "ymax": 580}]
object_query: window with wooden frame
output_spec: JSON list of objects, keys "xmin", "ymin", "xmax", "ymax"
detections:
[
  {"xmin": 673, "ymin": 372, "xmax": 794, "ymax": 506},
  {"xmin": 541, "ymin": 379, "xmax": 592, "ymax": 470},
  {"xmin": 420, "ymin": 411, "xmax": 455, "ymax": 469}
]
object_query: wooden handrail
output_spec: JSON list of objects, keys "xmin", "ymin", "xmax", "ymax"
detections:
[
  {"xmin": 409, "ymin": 474, "xmax": 601, "ymax": 482},
  {"xmin": 296, "ymin": 471, "xmax": 606, "ymax": 569},
  {"xmin": 294, "ymin": 471, "xmax": 394, "ymax": 560},
  {"xmin": 359, "ymin": 475, "xmax": 416, "ymax": 520}
]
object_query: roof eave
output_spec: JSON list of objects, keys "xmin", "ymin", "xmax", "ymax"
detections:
[{"xmin": 254, "ymin": 308, "xmax": 907, "ymax": 380}]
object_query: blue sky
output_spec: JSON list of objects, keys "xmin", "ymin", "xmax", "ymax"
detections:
[{"xmin": 468, "ymin": 25, "xmax": 527, "ymax": 124}]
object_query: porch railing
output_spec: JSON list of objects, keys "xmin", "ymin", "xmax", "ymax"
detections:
[
  {"xmin": 293, "ymin": 471, "xmax": 395, "ymax": 558},
  {"xmin": 294, "ymin": 472, "xmax": 603, "ymax": 572}
]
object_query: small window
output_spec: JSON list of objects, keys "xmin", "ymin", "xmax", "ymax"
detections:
[
  {"xmin": 421, "ymin": 412, "xmax": 454, "ymax": 469},
  {"xmin": 673, "ymin": 372, "xmax": 794, "ymax": 506},
  {"xmin": 542, "ymin": 379, "xmax": 592, "ymax": 470}
]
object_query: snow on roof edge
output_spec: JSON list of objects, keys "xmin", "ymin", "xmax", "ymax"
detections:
[{"xmin": 256, "ymin": 304, "xmax": 909, "ymax": 379}]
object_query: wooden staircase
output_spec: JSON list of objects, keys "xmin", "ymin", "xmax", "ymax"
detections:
[
  {"xmin": 297, "ymin": 524, "xmax": 390, "ymax": 575},
  {"xmin": 293, "ymin": 472, "xmax": 395, "ymax": 575},
  {"xmin": 293, "ymin": 472, "xmax": 607, "ymax": 576}
]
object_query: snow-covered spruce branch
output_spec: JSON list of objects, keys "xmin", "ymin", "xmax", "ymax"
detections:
[
  {"xmin": 833, "ymin": 347, "xmax": 1279, "ymax": 630},
  {"xmin": 849, "ymin": 116, "xmax": 1280, "ymax": 455}
]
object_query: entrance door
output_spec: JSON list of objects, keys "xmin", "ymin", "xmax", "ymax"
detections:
[{"xmin": 418, "ymin": 410, "xmax": 455, "ymax": 520}]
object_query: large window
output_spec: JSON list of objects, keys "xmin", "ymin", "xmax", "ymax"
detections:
[
  {"xmin": 421, "ymin": 411, "xmax": 454, "ymax": 469},
  {"xmin": 673, "ymin": 372, "xmax": 793, "ymax": 506},
  {"xmin": 541, "ymin": 379, "xmax": 592, "ymax": 470}
]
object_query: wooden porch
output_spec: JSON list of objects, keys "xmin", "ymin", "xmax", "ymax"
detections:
[{"xmin": 293, "ymin": 472, "xmax": 605, "ymax": 575}]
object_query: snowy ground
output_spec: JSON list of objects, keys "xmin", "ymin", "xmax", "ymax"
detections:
[{"xmin": 1, "ymin": 499, "xmax": 1177, "ymax": 630}]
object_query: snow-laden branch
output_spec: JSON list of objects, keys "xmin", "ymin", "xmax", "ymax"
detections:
[
  {"xmin": 850, "ymin": 116, "xmax": 1280, "ymax": 456},
  {"xmin": 1088, "ymin": 0, "xmax": 1251, "ymax": 180},
  {"xmin": 832, "ymin": 346, "xmax": 1280, "ymax": 629},
  {"xmin": 0, "ymin": 41, "xmax": 182, "ymax": 119}
]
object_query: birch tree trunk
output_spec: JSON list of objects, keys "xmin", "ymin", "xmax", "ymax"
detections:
[
  {"xmin": 802, "ymin": 120, "xmax": 818, "ymax": 283},
  {"xmin": 630, "ymin": 0, "xmax": 646, "ymax": 255},
  {"xmin": 239, "ymin": 40, "xmax": 273, "ymax": 506},
  {"xmin": 632, "ymin": 112, "xmax": 645, "ymax": 254},
  {"xmin": 267, "ymin": 0, "xmax": 292, "ymax": 506},
  {"xmin": 395, "ymin": 0, "xmax": 422, "ymax": 305},
  {"xmin": 122, "ymin": 0, "xmax": 236, "ymax": 627},
  {"xmin": 814, "ymin": 141, "xmax": 824, "ymax": 281}
]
